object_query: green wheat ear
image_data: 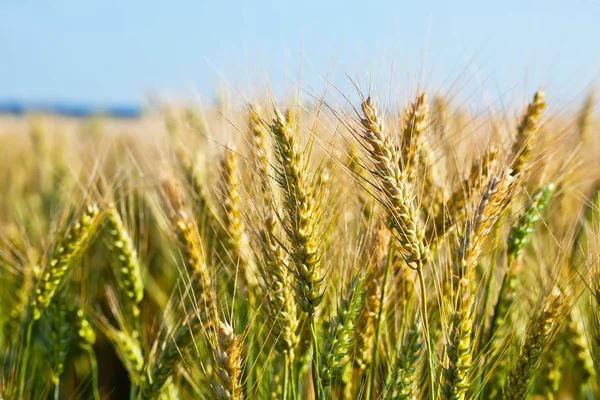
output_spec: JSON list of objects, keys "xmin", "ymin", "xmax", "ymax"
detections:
[
  {"xmin": 43, "ymin": 291, "xmax": 72, "ymax": 386},
  {"xmin": 73, "ymin": 308, "xmax": 96, "ymax": 349},
  {"xmin": 387, "ymin": 320, "xmax": 422, "ymax": 399},
  {"xmin": 32, "ymin": 204, "xmax": 100, "ymax": 321},
  {"xmin": 503, "ymin": 286, "xmax": 567, "ymax": 400},
  {"xmin": 320, "ymin": 274, "xmax": 365, "ymax": 384},
  {"xmin": 143, "ymin": 312, "xmax": 203, "ymax": 399},
  {"xmin": 491, "ymin": 182, "xmax": 555, "ymax": 334},
  {"xmin": 105, "ymin": 207, "xmax": 144, "ymax": 333},
  {"xmin": 507, "ymin": 183, "xmax": 555, "ymax": 264}
]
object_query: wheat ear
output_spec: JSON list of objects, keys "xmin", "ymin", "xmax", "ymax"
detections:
[
  {"xmin": 510, "ymin": 90, "xmax": 546, "ymax": 176},
  {"xmin": 143, "ymin": 312, "xmax": 202, "ymax": 399},
  {"xmin": 488, "ymin": 183, "xmax": 554, "ymax": 345},
  {"xmin": 105, "ymin": 207, "xmax": 144, "ymax": 335},
  {"xmin": 213, "ymin": 320, "xmax": 244, "ymax": 400},
  {"xmin": 271, "ymin": 108, "xmax": 323, "ymax": 315},
  {"xmin": 431, "ymin": 146, "xmax": 498, "ymax": 241},
  {"xmin": 387, "ymin": 320, "xmax": 422, "ymax": 400},
  {"xmin": 503, "ymin": 286, "xmax": 566, "ymax": 399},
  {"xmin": 249, "ymin": 106, "xmax": 273, "ymax": 204},
  {"xmin": 400, "ymin": 93, "xmax": 430, "ymax": 180},
  {"xmin": 166, "ymin": 181, "xmax": 216, "ymax": 323},
  {"xmin": 32, "ymin": 204, "xmax": 100, "ymax": 320},
  {"xmin": 577, "ymin": 86, "xmax": 595, "ymax": 144},
  {"xmin": 221, "ymin": 145, "xmax": 257, "ymax": 292},
  {"xmin": 563, "ymin": 309, "xmax": 595, "ymax": 388},
  {"xmin": 320, "ymin": 275, "xmax": 365, "ymax": 384},
  {"xmin": 260, "ymin": 215, "xmax": 299, "ymax": 354},
  {"xmin": 360, "ymin": 96, "xmax": 428, "ymax": 271}
]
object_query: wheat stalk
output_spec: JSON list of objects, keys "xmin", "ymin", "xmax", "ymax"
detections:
[{"xmin": 441, "ymin": 172, "xmax": 515, "ymax": 400}]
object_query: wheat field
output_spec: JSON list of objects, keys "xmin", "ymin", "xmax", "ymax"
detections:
[{"xmin": 0, "ymin": 84, "xmax": 599, "ymax": 400}]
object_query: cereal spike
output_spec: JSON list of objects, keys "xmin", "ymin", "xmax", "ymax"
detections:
[
  {"xmin": 320, "ymin": 275, "xmax": 365, "ymax": 384},
  {"xmin": 143, "ymin": 313, "xmax": 203, "ymax": 398},
  {"xmin": 32, "ymin": 204, "xmax": 100, "ymax": 320},
  {"xmin": 400, "ymin": 92, "xmax": 430, "ymax": 178},
  {"xmin": 507, "ymin": 183, "xmax": 555, "ymax": 264},
  {"xmin": 360, "ymin": 96, "xmax": 428, "ymax": 271},
  {"xmin": 105, "ymin": 207, "xmax": 144, "ymax": 332},
  {"xmin": 503, "ymin": 286, "xmax": 566, "ymax": 399},
  {"xmin": 271, "ymin": 108, "xmax": 323, "ymax": 314},
  {"xmin": 213, "ymin": 320, "xmax": 244, "ymax": 400},
  {"xmin": 510, "ymin": 90, "xmax": 546, "ymax": 175},
  {"xmin": 352, "ymin": 220, "xmax": 390, "ymax": 370},
  {"xmin": 260, "ymin": 215, "xmax": 299, "ymax": 354},
  {"xmin": 388, "ymin": 321, "xmax": 422, "ymax": 399},
  {"xmin": 221, "ymin": 145, "xmax": 257, "ymax": 291}
]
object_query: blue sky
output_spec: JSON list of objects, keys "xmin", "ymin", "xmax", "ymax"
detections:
[{"xmin": 1, "ymin": 0, "xmax": 599, "ymax": 106}]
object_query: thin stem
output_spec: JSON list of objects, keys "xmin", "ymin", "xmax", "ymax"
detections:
[
  {"xmin": 87, "ymin": 347, "xmax": 100, "ymax": 400},
  {"xmin": 54, "ymin": 381, "xmax": 60, "ymax": 400},
  {"xmin": 130, "ymin": 382, "xmax": 138, "ymax": 400},
  {"xmin": 417, "ymin": 268, "xmax": 436, "ymax": 400},
  {"xmin": 17, "ymin": 319, "xmax": 34, "ymax": 400},
  {"xmin": 366, "ymin": 239, "xmax": 394, "ymax": 400},
  {"xmin": 245, "ymin": 293, "xmax": 256, "ymax": 396},
  {"xmin": 289, "ymin": 352, "xmax": 298, "ymax": 400},
  {"xmin": 283, "ymin": 353, "xmax": 290, "ymax": 400},
  {"xmin": 310, "ymin": 316, "xmax": 322, "ymax": 400}
]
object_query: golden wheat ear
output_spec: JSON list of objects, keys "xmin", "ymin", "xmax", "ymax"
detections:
[
  {"xmin": 220, "ymin": 145, "xmax": 258, "ymax": 294},
  {"xmin": 259, "ymin": 214, "xmax": 299, "ymax": 355},
  {"xmin": 270, "ymin": 108, "xmax": 324, "ymax": 315},
  {"xmin": 510, "ymin": 90, "xmax": 546, "ymax": 176},
  {"xmin": 212, "ymin": 319, "xmax": 244, "ymax": 400},
  {"xmin": 359, "ymin": 96, "xmax": 428, "ymax": 272}
]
